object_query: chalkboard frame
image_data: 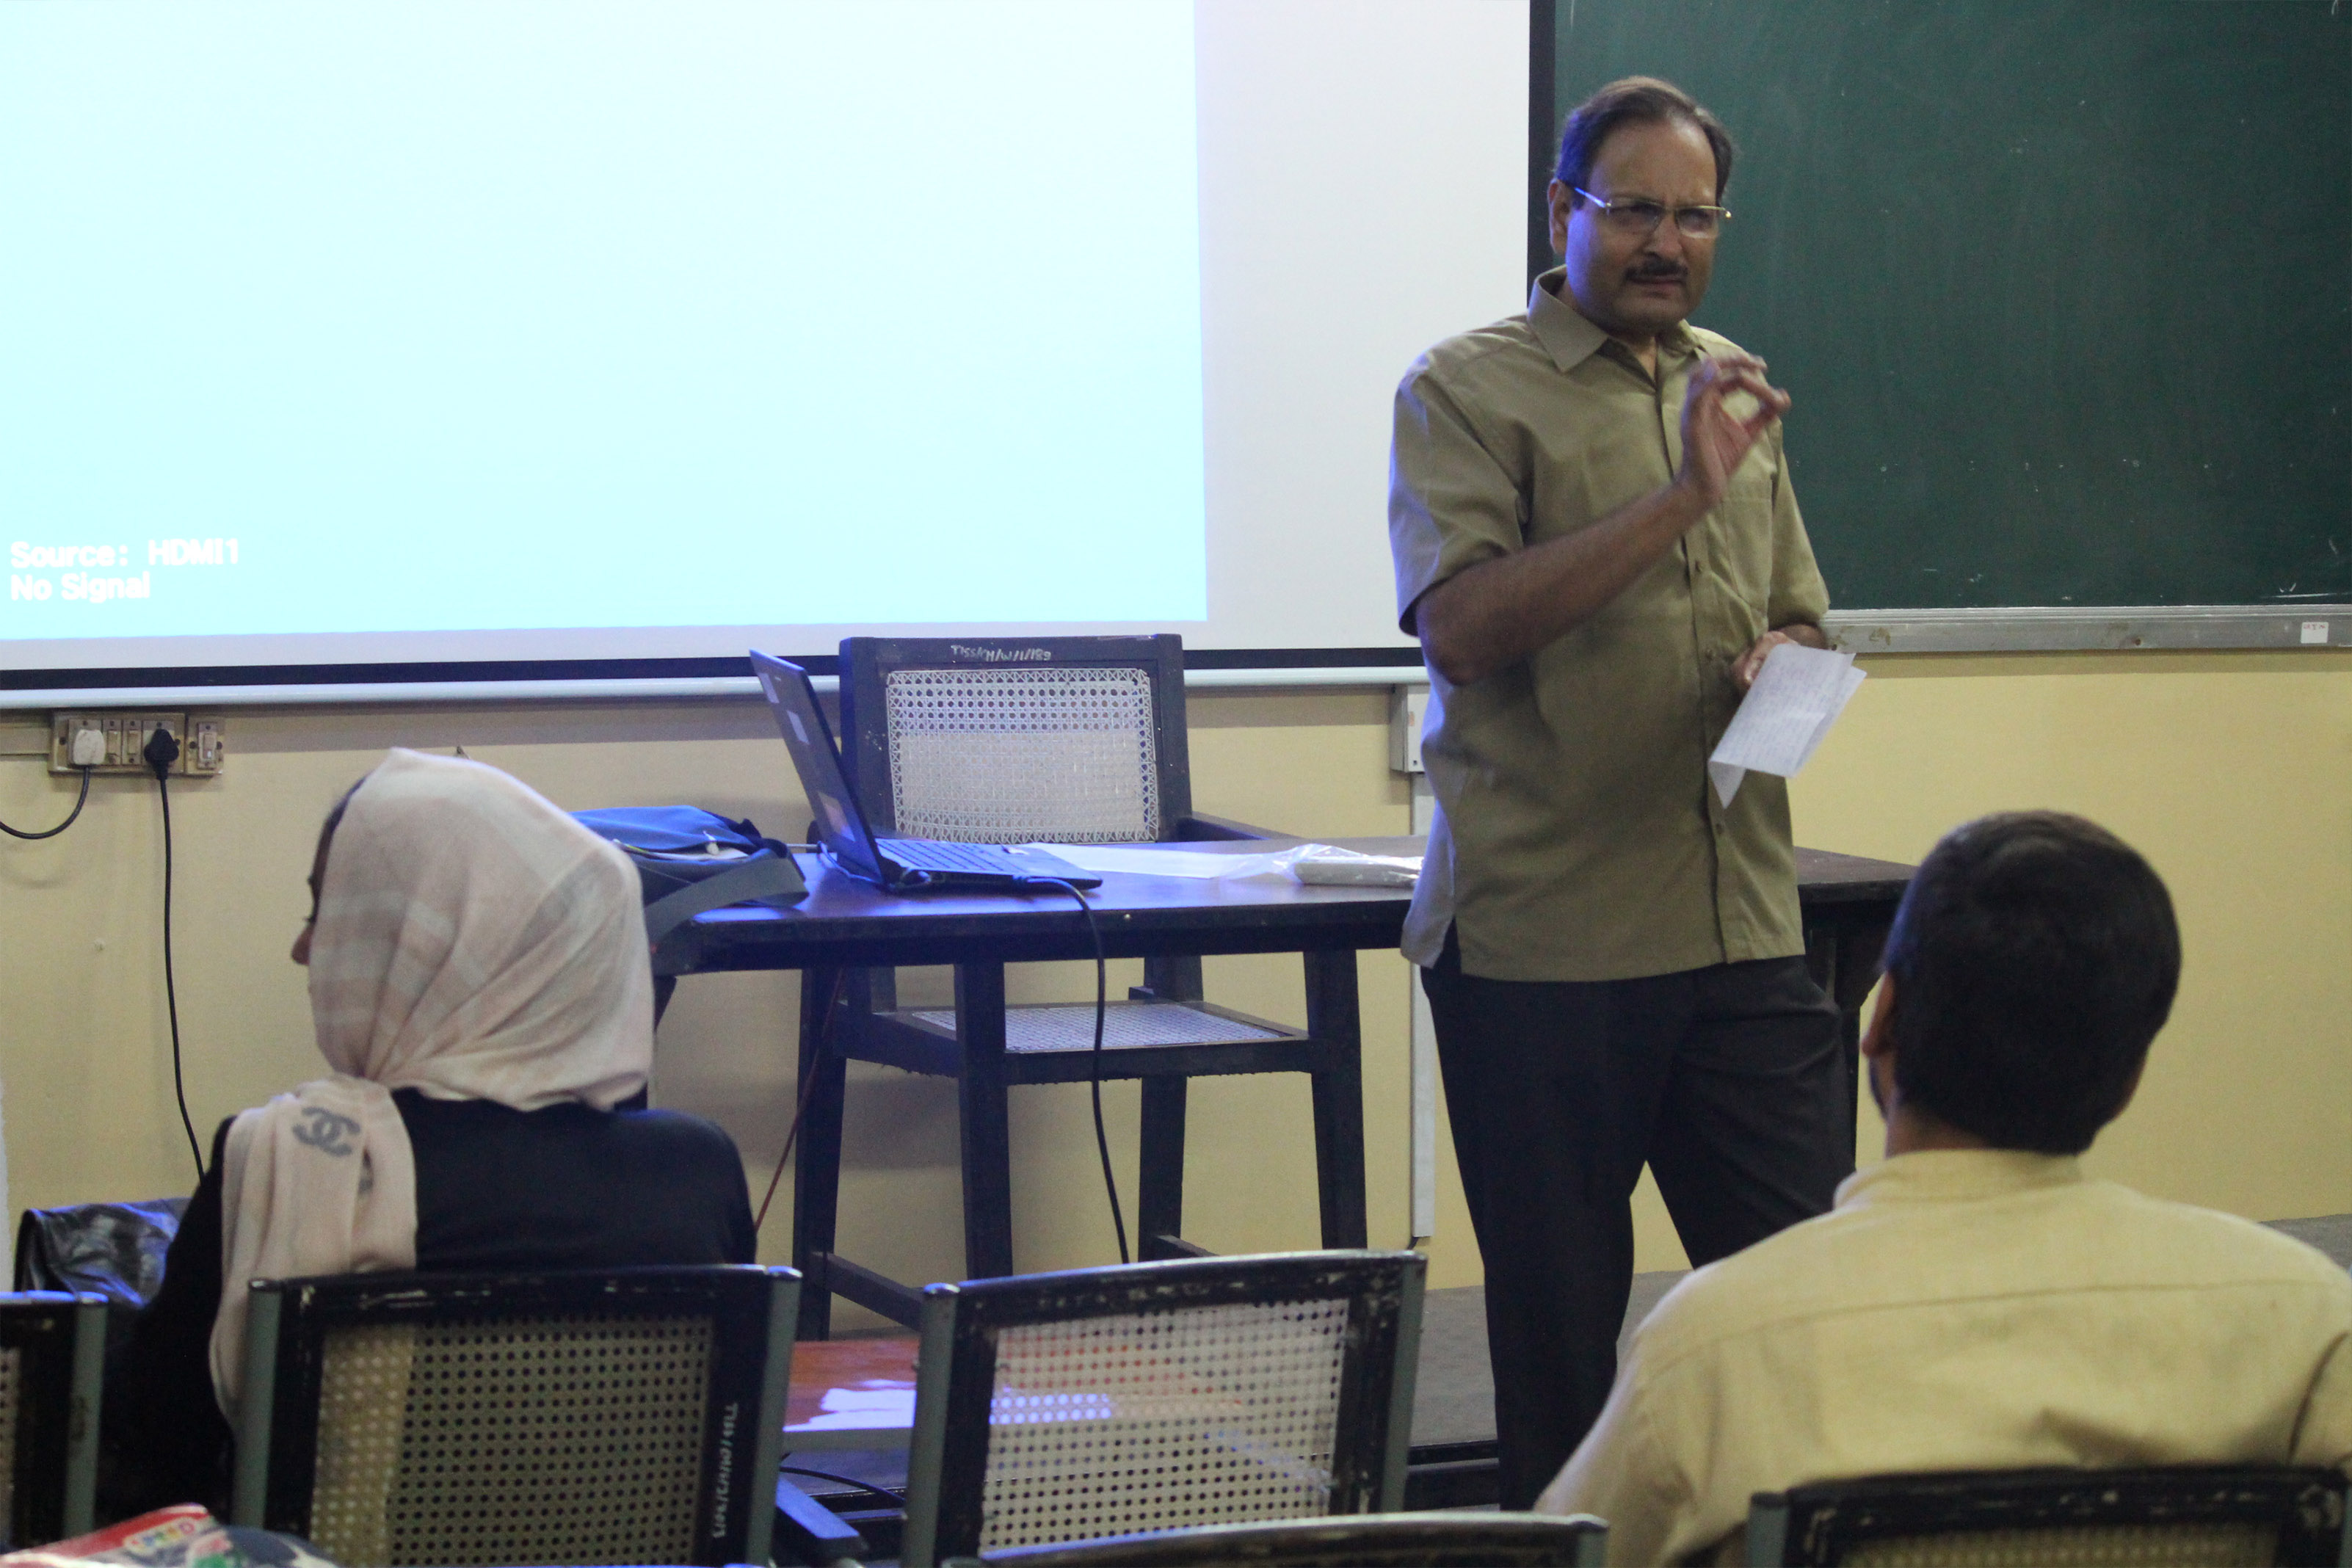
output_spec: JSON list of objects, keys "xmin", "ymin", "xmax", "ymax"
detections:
[{"xmin": 1525, "ymin": 4, "xmax": 2352, "ymax": 653}]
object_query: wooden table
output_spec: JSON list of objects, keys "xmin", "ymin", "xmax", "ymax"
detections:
[{"xmin": 664, "ymin": 838, "xmax": 1912, "ymax": 1338}]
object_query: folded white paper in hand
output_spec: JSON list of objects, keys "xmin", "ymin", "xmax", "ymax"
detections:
[{"xmin": 1707, "ymin": 643, "xmax": 1867, "ymax": 807}]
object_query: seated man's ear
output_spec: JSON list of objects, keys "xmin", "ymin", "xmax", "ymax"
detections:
[{"xmin": 1859, "ymin": 973, "xmax": 1898, "ymax": 1062}]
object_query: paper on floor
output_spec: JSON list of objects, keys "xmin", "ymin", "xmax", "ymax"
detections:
[{"xmin": 1707, "ymin": 643, "xmax": 1867, "ymax": 807}]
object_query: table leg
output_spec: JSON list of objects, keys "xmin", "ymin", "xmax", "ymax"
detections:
[
  {"xmin": 1139, "ymin": 954, "xmax": 1204, "ymax": 1002},
  {"xmin": 793, "ymin": 964, "xmax": 849, "ymax": 1340},
  {"xmin": 1803, "ymin": 928, "xmax": 1853, "ymax": 1156},
  {"xmin": 1303, "ymin": 946, "xmax": 1369, "ymax": 1249},
  {"xmin": 1809, "ymin": 912, "xmax": 1896, "ymax": 1161},
  {"xmin": 1138, "ymin": 1078, "xmax": 1188, "ymax": 1258},
  {"xmin": 955, "ymin": 962, "xmax": 1016, "ymax": 1280}
]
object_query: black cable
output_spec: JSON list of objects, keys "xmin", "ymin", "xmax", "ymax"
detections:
[
  {"xmin": 1, "ymin": 766, "xmax": 93, "ymax": 841},
  {"xmin": 142, "ymin": 726, "xmax": 203, "ymax": 1180},
  {"xmin": 777, "ymin": 1465, "xmax": 906, "ymax": 1510},
  {"xmin": 755, "ymin": 968, "xmax": 847, "ymax": 1234},
  {"xmin": 1025, "ymin": 878, "xmax": 1126, "ymax": 1265}
]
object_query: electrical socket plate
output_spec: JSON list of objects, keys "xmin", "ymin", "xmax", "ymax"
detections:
[{"xmin": 48, "ymin": 712, "xmax": 224, "ymax": 776}]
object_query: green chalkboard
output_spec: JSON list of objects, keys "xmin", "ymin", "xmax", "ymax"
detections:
[{"xmin": 1542, "ymin": 0, "xmax": 2352, "ymax": 609}]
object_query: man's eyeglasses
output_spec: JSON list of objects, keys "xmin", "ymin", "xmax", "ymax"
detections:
[{"xmin": 1572, "ymin": 187, "xmax": 1731, "ymax": 239}]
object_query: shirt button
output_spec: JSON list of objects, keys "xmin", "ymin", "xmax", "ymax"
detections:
[{"xmin": 1713, "ymin": 820, "xmax": 1727, "ymax": 835}]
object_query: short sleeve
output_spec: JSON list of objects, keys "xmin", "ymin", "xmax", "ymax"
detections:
[
  {"xmin": 2289, "ymin": 1280, "xmax": 2352, "ymax": 1475},
  {"xmin": 1389, "ymin": 363, "xmax": 1525, "ymax": 633},
  {"xmin": 1765, "ymin": 432, "xmax": 1831, "ymax": 628}
]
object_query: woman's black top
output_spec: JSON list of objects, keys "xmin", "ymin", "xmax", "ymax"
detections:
[{"xmin": 98, "ymin": 1090, "xmax": 758, "ymax": 1521}]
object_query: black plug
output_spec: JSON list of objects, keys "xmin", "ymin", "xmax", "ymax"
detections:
[{"xmin": 141, "ymin": 723, "xmax": 181, "ymax": 782}]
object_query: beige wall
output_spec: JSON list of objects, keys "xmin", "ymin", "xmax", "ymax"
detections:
[{"xmin": 3, "ymin": 650, "xmax": 2346, "ymax": 1313}]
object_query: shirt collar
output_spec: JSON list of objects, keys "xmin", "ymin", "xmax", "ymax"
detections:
[
  {"xmin": 1834, "ymin": 1147, "xmax": 2086, "ymax": 1210},
  {"xmin": 1527, "ymin": 266, "xmax": 1700, "ymax": 377}
]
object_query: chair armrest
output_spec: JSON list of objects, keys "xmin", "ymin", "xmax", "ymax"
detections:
[
  {"xmin": 775, "ymin": 1473, "xmax": 871, "ymax": 1567},
  {"xmin": 1172, "ymin": 813, "xmax": 1290, "ymax": 842}
]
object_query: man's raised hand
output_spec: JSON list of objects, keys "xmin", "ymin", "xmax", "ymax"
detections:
[{"xmin": 1674, "ymin": 352, "xmax": 1790, "ymax": 510}]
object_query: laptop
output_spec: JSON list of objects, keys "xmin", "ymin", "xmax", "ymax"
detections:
[{"xmin": 750, "ymin": 650, "xmax": 1101, "ymax": 891}]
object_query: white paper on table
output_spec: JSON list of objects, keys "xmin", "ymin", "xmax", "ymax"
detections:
[
  {"xmin": 1024, "ymin": 843, "xmax": 1299, "ymax": 879},
  {"xmin": 789, "ymin": 1382, "xmax": 916, "ymax": 1431},
  {"xmin": 1706, "ymin": 644, "xmax": 1868, "ymax": 807},
  {"xmin": 1023, "ymin": 841, "xmax": 1422, "ymax": 885}
]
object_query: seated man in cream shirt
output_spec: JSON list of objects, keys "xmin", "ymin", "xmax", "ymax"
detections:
[{"xmin": 1539, "ymin": 810, "xmax": 2352, "ymax": 1565}]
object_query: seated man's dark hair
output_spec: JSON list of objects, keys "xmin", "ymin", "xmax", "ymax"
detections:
[
  {"xmin": 1881, "ymin": 810, "xmax": 2179, "ymax": 1154},
  {"xmin": 1555, "ymin": 76, "xmax": 1737, "ymax": 200}
]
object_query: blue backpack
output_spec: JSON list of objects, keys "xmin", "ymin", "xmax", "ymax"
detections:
[{"xmin": 572, "ymin": 805, "xmax": 806, "ymax": 957}]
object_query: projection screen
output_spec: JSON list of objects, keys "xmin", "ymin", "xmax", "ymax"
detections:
[{"xmin": 0, "ymin": 0, "xmax": 1528, "ymax": 697}]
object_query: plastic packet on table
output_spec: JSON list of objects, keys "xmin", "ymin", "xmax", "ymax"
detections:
[
  {"xmin": 1276, "ymin": 843, "xmax": 1423, "ymax": 888},
  {"xmin": 1, "ymin": 1506, "xmax": 342, "ymax": 1568}
]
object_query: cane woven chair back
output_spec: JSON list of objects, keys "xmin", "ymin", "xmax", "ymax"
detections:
[
  {"xmin": 882, "ymin": 664, "xmax": 1162, "ymax": 843},
  {"xmin": 838, "ymin": 636, "xmax": 1191, "ymax": 846},
  {"xmin": 231, "ymin": 1267, "xmax": 796, "ymax": 1568},
  {"xmin": 901, "ymin": 1252, "xmax": 1424, "ymax": 1568},
  {"xmin": 1746, "ymin": 1467, "xmax": 2350, "ymax": 1567},
  {"xmin": 0, "ymin": 1293, "xmax": 104, "ymax": 1549}
]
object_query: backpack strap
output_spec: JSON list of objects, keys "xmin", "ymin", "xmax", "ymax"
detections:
[{"xmin": 642, "ymin": 850, "xmax": 808, "ymax": 960}]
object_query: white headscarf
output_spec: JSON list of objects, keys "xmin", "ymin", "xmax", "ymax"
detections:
[{"xmin": 209, "ymin": 748, "xmax": 652, "ymax": 1412}]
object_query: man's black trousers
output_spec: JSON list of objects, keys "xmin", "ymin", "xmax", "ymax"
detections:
[{"xmin": 1421, "ymin": 935, "xmax": 1851, "ymax": 1509}]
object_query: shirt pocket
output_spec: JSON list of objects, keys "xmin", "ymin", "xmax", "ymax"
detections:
[{"xmin": 1705, "ymin": 476, "xmax": 1779, "ymax": 634}]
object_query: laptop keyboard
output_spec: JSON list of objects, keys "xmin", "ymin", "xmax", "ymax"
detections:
[{"xmin": 884, "ymin": 838, "xmax": 1017, "ymax": 874}]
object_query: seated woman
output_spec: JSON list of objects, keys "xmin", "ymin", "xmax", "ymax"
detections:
[{"xmin": 101, "ymin": 748, "xmax": 757, "ymax": 1519}]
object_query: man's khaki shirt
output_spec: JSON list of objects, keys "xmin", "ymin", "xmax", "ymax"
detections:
[
  {"xmin": 1390, "ymin": 269, "xmax": 1829, "ymax": 982},
  {"xmin": 1538, "ymin": 1151, "xmax": 2352, "ymax": 1565}
]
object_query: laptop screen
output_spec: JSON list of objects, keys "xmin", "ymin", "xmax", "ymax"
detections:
[{"xmin": 749, "ymin": 649, "xmax": 890, "ymax": 885}]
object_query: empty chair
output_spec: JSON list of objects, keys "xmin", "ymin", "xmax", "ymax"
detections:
[
  {"xmin": 940, "ymin": 1511, "xmax": 1608, "ymax": 1567},
  {"xmin": 230, "ymin": 1265, "xmax": 796, "ymax": 1568},
  {"xmin": 0, "ymin": 1293, "xmax": 105, "ymax": 1549},
  {"xmin": 897, "ymin": 1250, "xmax": 1426, "ymax": 1568},
  {"xmin": 1744, "ymin": 1466, "xmax": 2352, "ymax": 1567},
  {"xmin": 794, "ymin": 634, "xmax": 1368, "ymax": 1332}
]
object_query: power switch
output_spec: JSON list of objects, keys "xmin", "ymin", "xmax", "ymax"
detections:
[{"xmin": 188, "ymin": 720, "xmax": 226, "ymax": 774}]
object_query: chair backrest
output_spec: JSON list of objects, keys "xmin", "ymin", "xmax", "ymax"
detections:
[
  {"xmin": 943, "ymin": 1510, "xmax": 1608, "ymax": 1567},
  {"xmin": 1746, "ymin": 1466, "xmax": 2352, "ymax": 1567},
  {"xmin": 900, "ymin": 1250, "xmax": 1425, "ymax": 1568},
  {"xmin": 838, "ymin": 635, "xmax": 1192, "ymax": 845},
  {"xmin": 0, "ymin": 1293, "xmax": 105, "ymax": 1549},
  {"xmin": 231, "ymin": 1266, "xmax": 797, "ymax": 1568}
]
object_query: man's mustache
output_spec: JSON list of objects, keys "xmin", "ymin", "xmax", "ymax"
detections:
[{"xmin": 1627, "ymin": 262, "xmax": 1688, "ymax": 282}]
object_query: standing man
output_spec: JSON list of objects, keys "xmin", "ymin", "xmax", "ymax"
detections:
[{"xmin": 1388, "ymin": 77, "xmax": 1852, "ymax": 1506}]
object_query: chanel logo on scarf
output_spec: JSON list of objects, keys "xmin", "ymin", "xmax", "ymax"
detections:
[{"xmin": 291, "ymin": 1106, "xmax": 362, "ymax": 1156}]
